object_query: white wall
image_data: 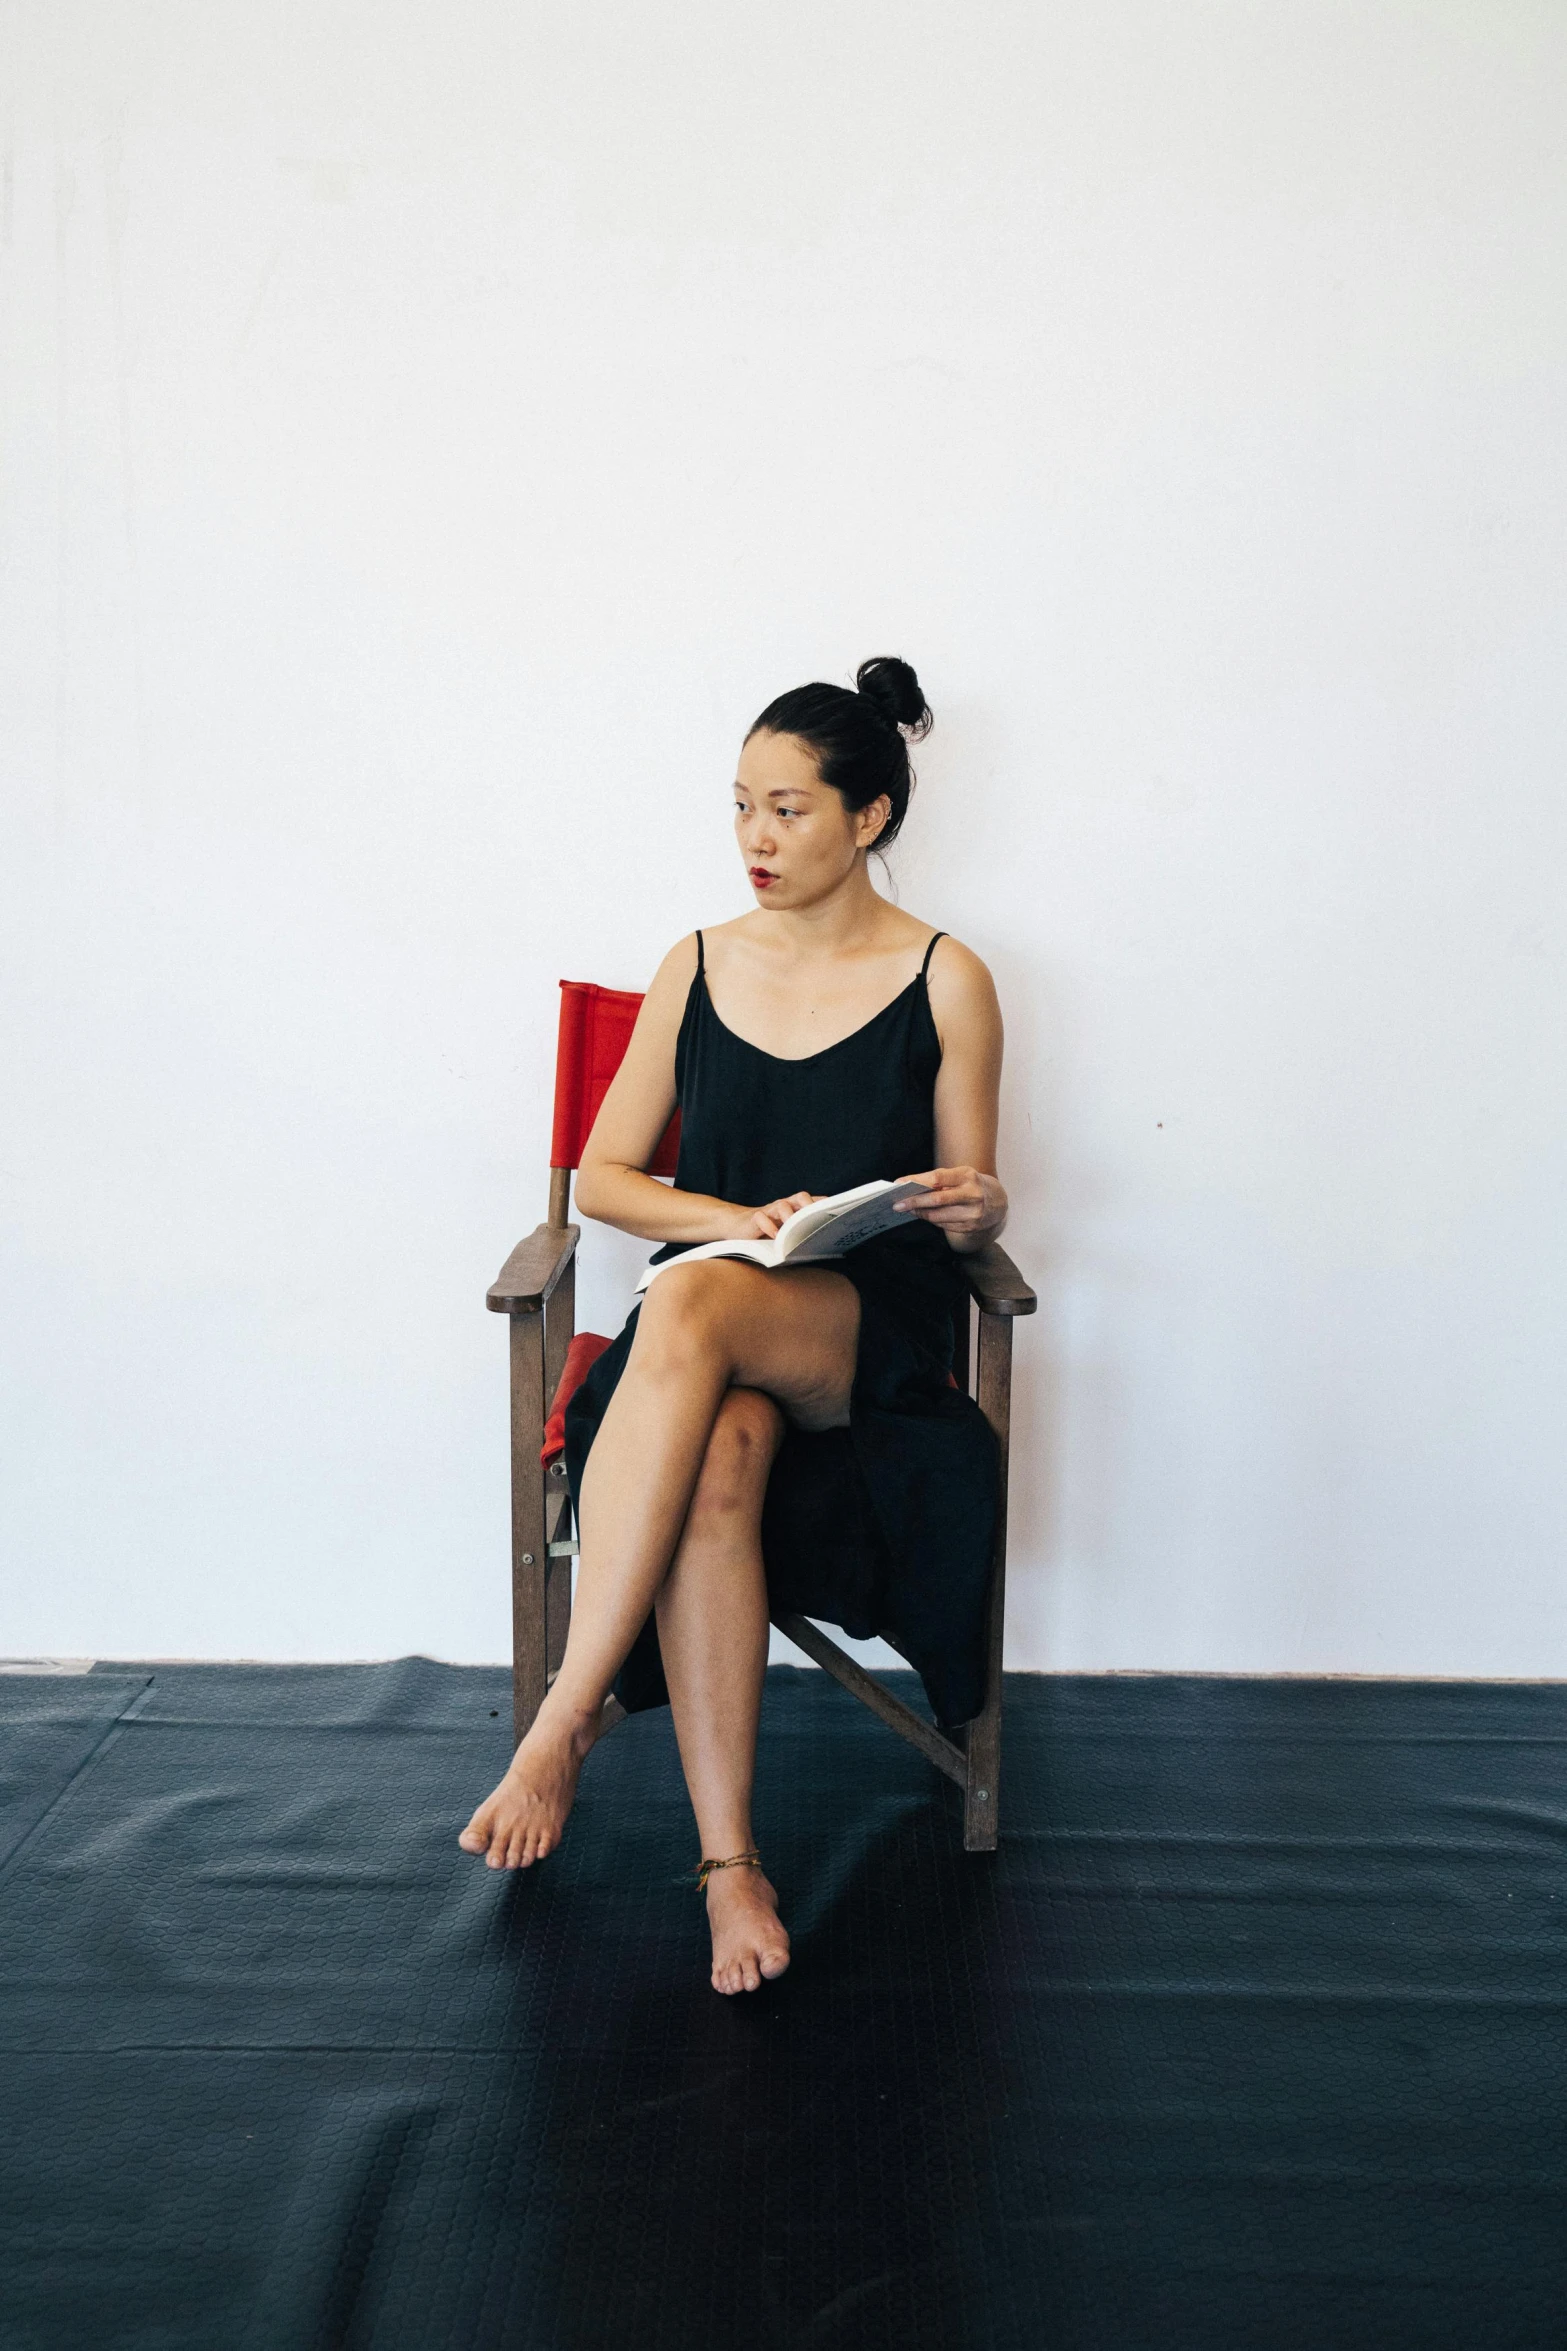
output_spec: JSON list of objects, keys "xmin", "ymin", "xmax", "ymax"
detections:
[{"xmin": 3, "ymin": 1, "xmax": 1565, "ymax": 1674}]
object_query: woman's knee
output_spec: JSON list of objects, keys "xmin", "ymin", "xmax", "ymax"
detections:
[
  {"xmin": 684, "ymin": 1389, "xmax": 783, "ymax": 1530},
  {"xmin": 634, "ymin": 1260, "xmax": 749, "ymax": 1370}
]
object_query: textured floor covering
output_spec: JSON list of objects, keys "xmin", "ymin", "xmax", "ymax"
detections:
[{"xmin": 0, "ymin": 1660, "xmax": 1564, "ymax": 2350}]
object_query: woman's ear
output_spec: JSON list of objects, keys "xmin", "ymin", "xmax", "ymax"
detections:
[{"xmin": 855, "ymin": 794, "xmax": 892, "ymax": 850}]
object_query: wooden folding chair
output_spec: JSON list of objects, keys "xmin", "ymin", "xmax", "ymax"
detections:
[{"xmin": 487, "ymin": 977, "xmax": 1037, "ymax": 1850}]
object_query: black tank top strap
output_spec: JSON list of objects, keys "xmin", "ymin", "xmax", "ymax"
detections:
[
  {"xmin": 920, "ymin": 930, "xmax": 946, "ymax": 981},
  {"xmin": 694, "ymin": 929, "xmax": 705, "ymax": 975}
]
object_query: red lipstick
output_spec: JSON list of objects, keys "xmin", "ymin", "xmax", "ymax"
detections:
[{"xmin": 749, "ymin": 867, "xmax": 778, "ymax": 889}]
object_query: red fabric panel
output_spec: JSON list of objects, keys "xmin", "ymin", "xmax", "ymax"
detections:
[
  {"xmin": 541, "ymin": 1331, "xmax": 613, "ymax": 1466},
  {"xmin": 549, "ymin": 980, "xmax": 680, "ymax": 1175}
]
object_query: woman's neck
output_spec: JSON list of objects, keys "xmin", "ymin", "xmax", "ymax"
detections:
[{"xmin": 755, "ymin": 863, "xmax": 902, "ymax": 962}]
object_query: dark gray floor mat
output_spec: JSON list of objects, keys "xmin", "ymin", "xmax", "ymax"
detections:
[{"xmin": 1, "ymin": 1660, "xmax": 1564, "ymax": 2349}]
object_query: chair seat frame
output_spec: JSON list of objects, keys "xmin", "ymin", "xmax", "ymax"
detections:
[{"xmin": 488, "ymin": 1172, "xmax": 1034, "ymax": 1852}]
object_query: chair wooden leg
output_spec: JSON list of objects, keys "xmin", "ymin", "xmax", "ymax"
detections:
[
  {"xmin": 964, "ymin": 1683, "xmax": 1002, "ymax": 1851},
  {"xmin": 509, "ymin": 1308, "xmax": 549, "ymax": 1747},
  {"xmin": 542, "ymin": 1256, "xmax": 575, "ymax": 1679},
  {"xmin": 964, "ymin": 1308, "xmax": 1013, "ymax": 1851}
]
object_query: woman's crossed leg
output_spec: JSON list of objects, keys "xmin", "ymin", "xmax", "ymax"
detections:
[{"xmin": 458, "ymin": 1258, "xmax": 860, "ymax": 1989}]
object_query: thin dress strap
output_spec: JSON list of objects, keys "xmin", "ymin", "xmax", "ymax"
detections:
[
  {"xmin": 920, "ymin": 930, "xmax": 946, "ymax": 981},
  {"xmin": 694, "ymin": 929, "xmax": 705, "ymax": 974}
]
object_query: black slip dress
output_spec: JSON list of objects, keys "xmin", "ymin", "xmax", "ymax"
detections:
[{"xmin": 562, "ymin": 929, "xmax": 999, "ymax": 1729}]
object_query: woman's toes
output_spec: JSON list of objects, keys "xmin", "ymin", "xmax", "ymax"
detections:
[
  {"xmin": 462, "ymin": 1721, "xmax": 587, "ymax": 1871},
  {"xmin": 705, "ymin": 1875, "xmax": 790, "ymax": 1993}
]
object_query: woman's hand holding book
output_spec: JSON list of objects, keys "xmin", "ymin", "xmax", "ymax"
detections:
[
  {"xmin": 634, "ymin": 1180, "xmax": 932, "ymax": 1294},
  {"xmin": 732, "ymin": 1192, "xmax": 818, "ymax": 1241},
  {"xmin": 894, "ymin": 1165, "xmax": 1008, "ymax": 1251}
]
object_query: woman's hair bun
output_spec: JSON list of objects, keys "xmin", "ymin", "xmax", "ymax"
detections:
[
  {"xmin": 747, "ymin": 654, "xmax": 933, "ymax": 848},
  {"xmin": 855, "ymin": 656, "xmax": 932, "ymax": 741}
]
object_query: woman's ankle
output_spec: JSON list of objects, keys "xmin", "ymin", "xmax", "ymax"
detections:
[
  {"xmin": 515, "ymin": 1688, "xmax": 605, "ymax": 1759},
  {"xmin": 696, "ymin": 1832, "xmax": 761, "ymax": 1874}
]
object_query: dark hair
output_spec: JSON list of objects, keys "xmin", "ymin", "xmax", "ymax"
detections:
[{"xmin": 746, "ymin": 656, "xmax": 932, "ymax": 849}]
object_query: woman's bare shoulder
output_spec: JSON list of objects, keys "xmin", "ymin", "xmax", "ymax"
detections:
[
  {"xmin": 680, "ymin": 911, "xmax": 771, "ymax": 977},
  {"xmin": 645, "ymin": 931, "xmax": 702, "ymax": 993},
  {"xmin": 923, "ymin": 930, "xmax": 1002, "ymax": 1034},
  {"xmin": 627, "ymin": 934, "xmax": 702, "ymax": 1043},
  {"xmin": 924, "ymin": 929, "xmax": 995, "ymax": 990}
]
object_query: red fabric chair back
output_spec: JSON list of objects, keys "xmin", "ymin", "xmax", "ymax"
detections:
[{"xmin": 550, "ymin": 980, "xmax": 681, "ymax": 1175}]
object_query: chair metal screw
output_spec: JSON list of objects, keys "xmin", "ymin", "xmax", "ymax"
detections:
[
  {"xmin": 976, "ymin": 1789, "xmax": 989, "ymax": 1802},
  {"xmin": 521, "ymin": 1552, "xmax": 535, "ymax": 1565}
]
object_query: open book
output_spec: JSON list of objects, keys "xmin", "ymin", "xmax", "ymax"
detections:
[{"xmin": 634, "ymin": 1177, "xmax": 931, "ymax": 1294}]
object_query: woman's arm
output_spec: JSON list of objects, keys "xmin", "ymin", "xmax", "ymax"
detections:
[
  {"xmin": 573, "ymin": 938, "xmax": 810, "ymax": 1245},
  {"xmin": 897, "ymin": 937, "xmax": 1009, "ymax": 1254}
]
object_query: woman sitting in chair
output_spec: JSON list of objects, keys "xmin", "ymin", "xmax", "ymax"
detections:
[{"xmin": 460, "ymin": 657, "xmax": 1010, "ymax": 1994}]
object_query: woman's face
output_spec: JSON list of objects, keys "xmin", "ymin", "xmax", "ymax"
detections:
[{"xmin": 733, "ymin": 731, "xmax": 890, "ymax": 911}]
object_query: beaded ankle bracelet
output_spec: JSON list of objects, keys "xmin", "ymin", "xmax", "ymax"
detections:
[{"xmin": 694, "ymin": 1849, "xmax": 761, "ymax": 1892}]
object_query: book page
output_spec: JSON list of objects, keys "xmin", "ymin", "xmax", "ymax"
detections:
[
  {"xmin": 772, "ymin": 1179, "xmax": 893, "ymax": 1256},
  {"xmin": 786, "ymin": 1179, "xmax": 930, "ymax": 1262},
  {"xmin": 633, "ymin": 1179, "xmax": 933, "ymax": 1293}
]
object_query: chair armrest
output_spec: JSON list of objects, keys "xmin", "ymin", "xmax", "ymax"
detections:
[
  {"xmin": 487, "ymin": 1223, "xmax": 579, "ymax": 1314},
  {"xmin": 959, "ymin": 1241, "xmax": 1037, "ymax": 1317}
]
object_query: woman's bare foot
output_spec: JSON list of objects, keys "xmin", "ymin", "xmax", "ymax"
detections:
[
  {"xmin": 458, "ymin": 1701, "xmax": 604, "ymax": 1870},
  {"xmin": 705, "ymin": 1864, "xmax": 791, "ymax": 1994}
]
